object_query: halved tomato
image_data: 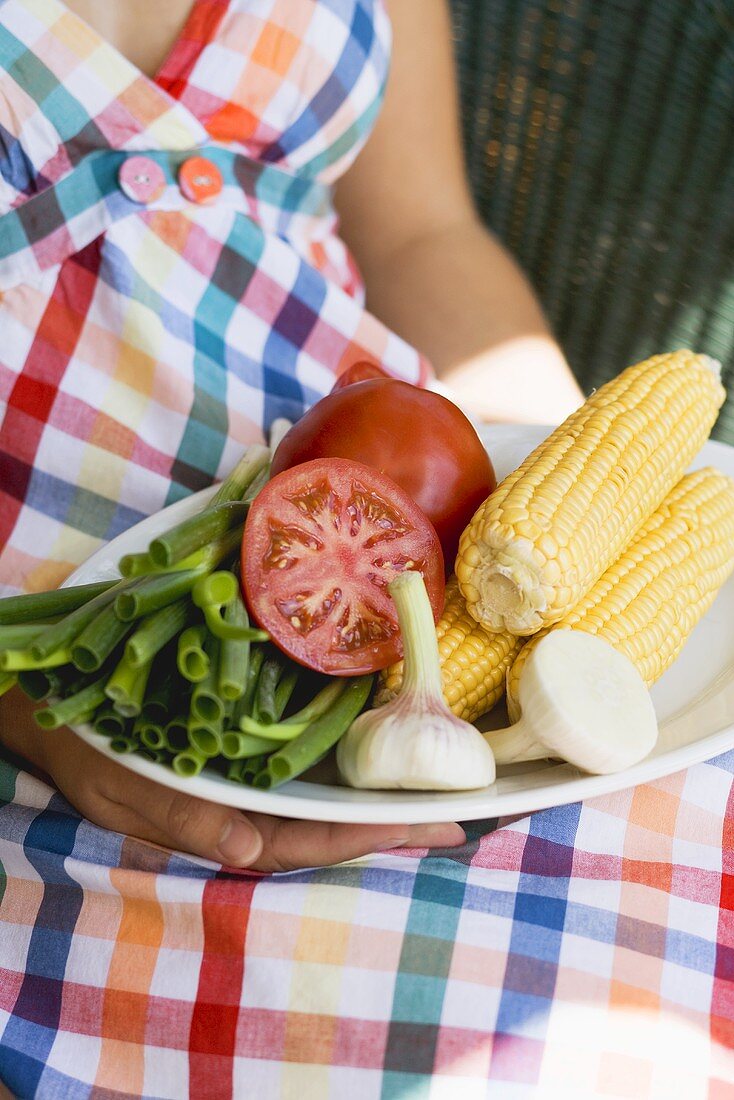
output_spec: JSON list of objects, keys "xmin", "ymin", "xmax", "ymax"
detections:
[{"xmin": 241, "ymin": 458, "xmax": 445, "ymax": 675}]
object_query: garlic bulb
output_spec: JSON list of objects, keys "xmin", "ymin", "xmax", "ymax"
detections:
[{"xmin": 336, "ymin": 572, "xmax": 496, "ymax": 790}]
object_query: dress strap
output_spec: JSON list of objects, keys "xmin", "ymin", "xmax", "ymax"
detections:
[{"xmin": 0, "ymin": 145, "xmax": 332, "ymax": 290}]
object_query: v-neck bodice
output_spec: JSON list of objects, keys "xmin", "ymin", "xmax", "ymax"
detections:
[{"xmin": 0, "ymin": 0, "xmax": 428, "ymax": 600}]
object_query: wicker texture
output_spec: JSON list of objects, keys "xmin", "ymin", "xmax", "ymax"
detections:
[{"xmin": 450, "ymin": 0, "xmax": 734, "ymax": 443}]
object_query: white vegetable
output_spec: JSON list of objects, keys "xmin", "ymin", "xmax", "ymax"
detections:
[
  {"xmin": 487, "ymin": 630, "xmax": 659, "ymax": 774},
  {"xmin": 336, "ymin": 572, "xmax": 496, "ymax": 791}
]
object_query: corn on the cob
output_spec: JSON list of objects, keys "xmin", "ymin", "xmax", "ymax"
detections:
[
  {"xmin": 376, "ymin": 576, "xmax": 521, "ymax": 723},
  {"xmin": 456, "ymin": 351, "xmax": 725, "ymax": 636},
  {"xmin": 505, "ymin": 467, "xmax": 734, "ymax": 721}
]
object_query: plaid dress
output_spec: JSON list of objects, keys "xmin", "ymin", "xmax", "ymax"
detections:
[
  {"xmin": 0, "ymin": 0, "xmax": 427, "ymax": 600},
  {"xmin": 3, "ymin": 3, "xmax": 734, "ymax": 1099}
]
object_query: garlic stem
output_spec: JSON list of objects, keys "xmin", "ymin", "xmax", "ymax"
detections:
[{"xmin": 388, "ymin": 571, "xmax": 442, "ymax": 697}]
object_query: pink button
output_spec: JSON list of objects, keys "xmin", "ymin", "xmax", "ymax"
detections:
[
  {"xmin": 118, "ymin": 156, "xmax": 167, "ymax": 204},
  {"xmin": 178, "ymin": 156, "xmax": 223, "ymax": 204}
]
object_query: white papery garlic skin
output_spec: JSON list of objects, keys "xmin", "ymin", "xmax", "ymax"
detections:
[{"xmin": 336, "ymin": 571, "xmax": 496, "ymax": 791}]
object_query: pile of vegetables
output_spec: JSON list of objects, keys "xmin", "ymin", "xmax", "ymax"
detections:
[
  {"xmin": 0, "ymin": 366, "xmax": 492, "ymax": 790},
  {"xmin": 2, "ymin": 351, "xmax": 733, "ymax": 796}
]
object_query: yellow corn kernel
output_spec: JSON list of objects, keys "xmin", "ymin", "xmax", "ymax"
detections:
[
  {"xmin": 505, "ymin": 468, "xmax": 734, "ymax": 721},
  {"xmin": 456, "ymin": 351, "xmax": 725, "ymax": 635},
  {"xmin": 376, "ymin": 576, "xmax": 521, "ymax": 724}
]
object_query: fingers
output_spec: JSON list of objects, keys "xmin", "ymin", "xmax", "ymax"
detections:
[
  {"xmin": 40, "ymin": 729, "xmax": 465, "ymax": 872},
  {"xmin": 242, "ymin": 815, "xmax": 466, "ymax": 873}
]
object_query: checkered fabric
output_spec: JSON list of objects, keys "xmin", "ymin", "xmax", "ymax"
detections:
[
  {"xmin": 0, "ymin": 0, "xmax": 427, "ymax": 599},
  {"xmin": 3, "ymin": 3, "xmax": 734, "ymax": 1098},
  {"xmin": 2, "ymin": 754, "xmax": 734, "ymax": 1098}
]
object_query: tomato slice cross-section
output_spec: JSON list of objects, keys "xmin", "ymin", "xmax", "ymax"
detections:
[{"xmin": 241, "ymin": 458, "xmax": 445, "ymax": 674}]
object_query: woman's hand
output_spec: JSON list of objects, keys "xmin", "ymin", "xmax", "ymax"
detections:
[{"xmin": 0, "ymin": 689, "xmax": 466, "ymax": 872}]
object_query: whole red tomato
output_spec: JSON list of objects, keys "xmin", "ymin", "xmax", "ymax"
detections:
[{"xmin": 270, "ymin": 378, "xmax": 496, "ymax": 568}]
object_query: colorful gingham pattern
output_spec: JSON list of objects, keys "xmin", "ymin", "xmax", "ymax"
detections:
[
  {"xmin": 0, "ymin": 0, "xmax": 426, "ymax": 599},
  {"xmin": 2, "ymin": 755, "xmax": 734, "ymax": 1098}
]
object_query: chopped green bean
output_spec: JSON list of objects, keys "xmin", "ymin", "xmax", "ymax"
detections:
[
  {"xmin": 30, "ymin": 580, "xmax": 128, "ymax": 660},
  {"xmin": 164, "ymin": 717, "xmax": 190, "ymax": 752},
  {"xmin": 253, "ymin": 675, "xmax": 373, "ymax": 789},
  {"xmin": 177, "ymin": 625, "xmax": 209, "ymax": 682},
  {"xmin": 0, "ymin": 623, "xmax": 54, "ymax": 649},
  {"xmin": 190, "ymin": 636, "xmax": 224, "ymax": 725},
  {"xmin": 210, "ymin": 444, "xmax": 270, "ymax": 506},
  {"xmin": 149, "ymin": 501, "xmax": 249, "ymax": 568},
  {"xmin": 221, "ymin": 730, "xmax": 283, "ymax": 758},
  {"xmin": 172, "ymin": 749, "xmax": 207, "ymax": 777},
  {"xmin": 218, "ymin": 596, "xmax": 251, "ymax": 701},
  {"xmin": 107, "ymin": 658, "xmax": 152, "ymax": 718},
  {"xmin": 192, "ymin": 572, "xmax": 267, "ymax": 642},
  {"xmin": 94, "ymin": 708, "xmax": 128, "ymax": 738},
  {"xmin": 17, "ymin": 668, "xmax": 62, "ymax": 701},
  {"xmin": 188, "ymin": 721, "xmax": 223, "ymax": 758},
  {"xmin": 239, "ymin": 679, "xmax": 345, "ymax": 739},
  {"xmin": 115, "ymin": 570, "xmax": 203, "ymax": 622},
  {"xmin": 0, "ymin": 645, "xmax": 72, "ymax": 671},
  {"xmin": 71, "ymin": 604, "xmax": 132, "ymax": 672},
  {"xmin": 119, "ymin": 552, "xmax": 157, "ymax": 578},
  {"xmin": 35, "ymin": 678, "xmax": 109, "ymax": 729},
  {"xmin": 110, "ymin": 736, "xmax": 138, "ymax": 754},
  {"xmin": 125, "ymin": 599, "xmax": 192, "ymax": 668},
  {"xmin": 0, "ymin": 581, "xmax": 116, "ymax": 626}
]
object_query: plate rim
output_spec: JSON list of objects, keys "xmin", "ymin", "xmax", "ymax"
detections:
[{"xmin": 63, "ymin": 426, "xmax": 734, "ymax": 824}]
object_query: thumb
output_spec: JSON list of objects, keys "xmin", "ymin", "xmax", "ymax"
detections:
[{"xmin": 115, "ymin": 778, "xmax": 263, "ymax": 866}]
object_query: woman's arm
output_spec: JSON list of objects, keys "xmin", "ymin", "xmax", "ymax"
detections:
[{"xmin": 336, "ymin": 0, "xmax": 584, "ymax": 424}]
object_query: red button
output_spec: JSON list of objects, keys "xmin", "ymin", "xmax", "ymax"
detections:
[
  {"xmin": 178, "ymin": 156, "xmax": 223, "ymax": 204},
  {"xmin": 118, "ymin": 156, "xmax": 166, "ymax": 204}
]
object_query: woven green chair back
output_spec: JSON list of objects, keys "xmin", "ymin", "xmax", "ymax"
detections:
[{"xmin": 450, "ymin": 0, "xmax": 734, "ymax": 443}]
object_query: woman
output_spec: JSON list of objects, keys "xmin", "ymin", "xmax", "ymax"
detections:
[{"xmin": 0, "ymin": 0, "xmax": 582, "ymax": 877}]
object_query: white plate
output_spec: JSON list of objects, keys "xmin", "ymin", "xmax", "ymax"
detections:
[{"xmin": 65, "ymin": 425, "xmax": 734, "ymax": 824}]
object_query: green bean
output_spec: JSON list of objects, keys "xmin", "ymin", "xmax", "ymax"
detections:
[
  {"xmin": 110, "ymin": 736, "xmax": 138, "ymax": 754},
  {"xmin": 115, "ymin": 570, "xmax": 203, "ymax": 622},
  {"xmin": 71, "ymin": 604, "xmax": 132, "ymax": 672},
  {"xmin": 226, "ymin": 759, "xmax": 248, "ymax": 783},
  {"xmin": 137, "ymin": 747, "xmax": 170, "ymax": 764},
  {"xmin": 0, "ymin": 623, "xmax": 54, "ymax": 649},
  {"xmin": 172, "ymin": 749, "xmax": 207, "ymax": 777},
  {"xmin": 190, "ymin": 636, "xmax": 224, "ymax": 725},
  {"xmin": 221, "ymin": 730, "xmax": 283, "ymax": 758},
  {"xmin": 239, "ymin": 679, "xmax": 345, "ymax": 740},
  {"xmin": 253, "ymin": 675, "xmax": 373, "ymax": 789},
  {"xmin": 0, "ymin": 581, "xmax": 117, "ymax": 626},
  {"xmin": 188, "ymin": 721, "xmax": 223, "ymax": 758},
  {"xmin": 163, "ymin": 717, "xmax": 190, "ymax": 753},
  {"xmin": 254, "ymin": 653, "xmax": 289, "ymax": 724},
  {"xmin": 118, "ymin": 552, "xmax": 157, "ymax": 578},
  {"xmin": 94, "ymin": 708, "xmax": 128, "ymax": 738},
  {"xmin": 177, "ymin": 624, "xmax": 209, "ymax": 682},
  {"xmin": 149, "ymin": 501, "xmax": 250, "ymax": 568},
  {"xmin": 30, "ymin": 580, "xmax": 128, "ymax": 660},
  {"xmin": 218, "ymin": 595, "xmax": 252, "ymax": 701},
  {"xmin": 35, "ymin": 678, "xmax": 109, "ymax": 729},
  {"xmin": 138, "ymin": 723, "xmax": 167, "ymax": 751},
  {"xmin": 108, "ymin": 659, "xmax": 152, "ymax": 718},
  {"xmin": 191, "ymin": 572, "xmax": 267, "ymax": 642},
  {"xmin": 210, "ymin": 444, "xmax": 270, "ymax": 506},
  {"xmin": 17, "ymin": 668, "xmax": 62, "ymax": 701},
  {"xmin": 0, "ymin": 645, "xmax": 72, "ymax": 671},
  {"xmin": 237, "ymin": 647, "xmax": 265, "ymax": 718},
  {"xmin": 125, "ymin": 599, "xmax": 192, "ymax": 668}
]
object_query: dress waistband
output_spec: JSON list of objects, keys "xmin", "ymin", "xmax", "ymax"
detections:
[{"xmin": 0, "ymin": 145, "xmax": 332, "ymax": 290}]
